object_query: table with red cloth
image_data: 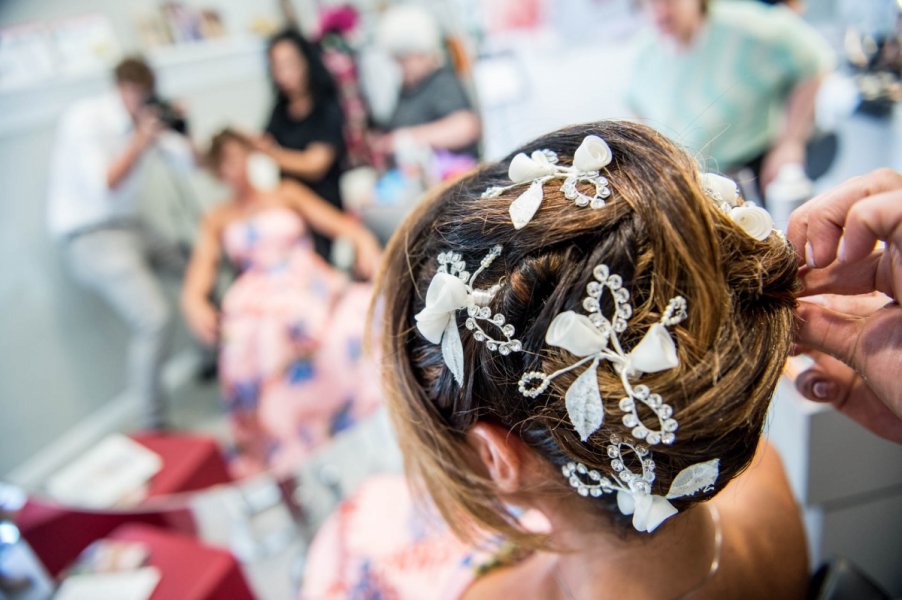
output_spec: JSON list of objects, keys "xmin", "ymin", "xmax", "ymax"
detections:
[
  {"xmin": 107, "ymin": 523, "xmax": 254, "ymax": 600},
  {"xmin": 17, "ymin": 432, "xmax": 232, "ymax": 577},
  {"xmin": 131, "ymin": 432, "xmax": 232, "ymax": 498}
]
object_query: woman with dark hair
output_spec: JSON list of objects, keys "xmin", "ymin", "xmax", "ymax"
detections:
[{"xmin": 255, "ymin": 28, "xmax": 346, "ymax": 260}]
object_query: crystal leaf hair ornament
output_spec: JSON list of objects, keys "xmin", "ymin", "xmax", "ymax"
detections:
[
  {"xmin": 482, "ymin": 135, "xmax": 614, "ymax": 230},
  {"xmin": 563, "ymin": 435, "xmax": 720, "ymax": 533},
  {"xmin": 518, "ymin": 263, "xmax": 688, "ymax": 444},
  {"xmin": 414, "ymin": 245, "xmax": 523, "ymax": 387},
  {"xmin": 700, "ymin": 173, "xmax": 774, "ymax": 241}
]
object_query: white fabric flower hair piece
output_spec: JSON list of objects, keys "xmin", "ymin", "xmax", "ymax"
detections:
[
  {"xmin": 563, "ymin": 435, "xmax": 719, "ymax": 533},
  {"xmin": 414, "ymin": 245, "xmax": 523, "ymax": 386},
  {"xmin": 482, "ymin": 135, "xmax": 614, "ymax": 230},
  {"xmin": 518, "ymin": 263, "xmax": 720, "ymax": 532},
  {"xmin": 518, "ymin": 264, "xmax": 687, "ymax": 444},
  {"xmin": 700, "ymin": 173, "xmax": 774, "ymax": 241}
]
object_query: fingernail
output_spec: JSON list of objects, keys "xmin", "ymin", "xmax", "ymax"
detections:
[
  {"xmin": 812, "ymin": 381, "xmax": 835, "ymax": 400},
  {"xmin": 837, "ymin": 237, "xmax": 847, "ymax": 264},
  {"xmin": 805, "ymin": 242, "xmax": 817, "ymax": 268}
]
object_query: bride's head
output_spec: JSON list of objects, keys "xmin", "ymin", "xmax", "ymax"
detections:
[
  {"xmin": 207, "ymin": 129, "xmax": 253, "ymax": 192},
  {"xmin": 377, "ymin": 121, "xmax": 798, "ymax": 545}
]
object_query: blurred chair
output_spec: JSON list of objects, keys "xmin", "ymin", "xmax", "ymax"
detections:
[{"xmin": 809, "ymin": 557, "xmax": 891, "ymax": 600}]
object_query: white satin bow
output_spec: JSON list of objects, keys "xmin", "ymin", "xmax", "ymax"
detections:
[
  {"xmin": 414, "ymin": 272, "xmax": 471, "ymax": 386},
  {"xmin": 616, "ymin": 490, "xmax": 678, "ymax": 533},
  {"xmin": 546, "ymin": 311, "xmax": 679, "ymax": 374}
]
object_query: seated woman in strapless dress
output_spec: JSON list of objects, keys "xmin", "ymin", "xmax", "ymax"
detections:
[
  {"xmin": 181, "ymin": 129, "xmax": 383, "ymax": 478},
  {"xmin": 301, "ymin": 122, "xmax": 808, "ymax": 599}
]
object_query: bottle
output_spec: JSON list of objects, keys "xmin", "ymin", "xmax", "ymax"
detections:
[{"xmin": 765, "ymin": 163, "xmax": 814, "ymax": 232}]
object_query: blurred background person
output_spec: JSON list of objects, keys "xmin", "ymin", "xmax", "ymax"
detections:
[
  {"xmin": 626, "ymin": 0, "xmax": 833, "ymax": 202},
  {"xmin": 253, "ymin": 28, "xmax": 346, "ymax": 262},
  {"xmin": 181, "ymin": 130, "xmax": 382, "ymax": 477},
  {"xmin": 374, "ymin": 4, "xmax": 481, "ymax": 164},
  {"xmin": 46, "ymin": 56, "xmax": 195, "ymax": 431}
]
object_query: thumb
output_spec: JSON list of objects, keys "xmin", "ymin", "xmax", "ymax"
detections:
[{"xmin": 795, "ymin": 299, "xmax": 865, "ymax": 369}]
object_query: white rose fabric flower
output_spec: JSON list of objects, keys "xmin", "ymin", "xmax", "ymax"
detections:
[
  {"xmin": 573, "ymin": 135, "xmax": 613, "ymax": 173},
  {"xmin": 629, "ymin": 323, "xmax": 679, "ymax": 373},
  {"xmin": 700, "ymin": 172, "xmax": 739, "ymax": 205},
  {"xmin": 545, "ymin": 311, "xmax": 608, "ymax": 357},
  {"xmin": 508, "ymin": 151, "xmax": 557, "ymax": 183},
  {"xmin": 247, "ymin": 152, "xmax": 280, "ymax": 191},
  {"xmin": 730, "ymin": 205, "xmax": 774, "ymax": 241}
]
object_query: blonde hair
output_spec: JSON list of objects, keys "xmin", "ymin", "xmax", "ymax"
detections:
[{"xmin": 376, "ymin": 121, "xmax": 798, "ymax": 547}]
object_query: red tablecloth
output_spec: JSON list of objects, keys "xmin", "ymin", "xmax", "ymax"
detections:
[
  {"xmin": 131, "ymin": 433, "xmax": 232, "ymax": 498},
  {"xmin": 17, "ymin": 500, "xmax": 194, "ymax": 577},
  {"xmin": 108, "ymin": 524, "xmax": 254, "ymax": 600},
  {"xmin": 17, "ymin": 433, "xmax": 232, "ymax": 577}
]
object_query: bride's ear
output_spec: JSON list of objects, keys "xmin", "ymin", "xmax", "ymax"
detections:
[{"xmin": 467, "ymin": 422, "xmax": 523, "ymax": 494}]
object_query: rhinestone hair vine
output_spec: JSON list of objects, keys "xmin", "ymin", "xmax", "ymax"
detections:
[
  {"xmin": 414, "ymin": 245, "xmax": 523, "ymax": 387},
  {"xmin": 563, "ymin": 435, "xmax": 720, "ymax": 533},
  {"xmin": 517, "ymin": 263, "xmax": 719, "ymax": 532},
  {"xmin": 482, "ymin": 135, "xmax": 615, "ymax": 230},
  {"xmin": 518, "ymin": 263, "xmax": 688, "ymax": 444}
]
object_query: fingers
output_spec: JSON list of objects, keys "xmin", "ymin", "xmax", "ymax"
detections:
[
  {"xmin": 794, "ymin": 300, "xmax": 864, "ymax": 370},
  {"xmin": 794, "ymin": 351, "xmax": 902, "ymax": 443},
  {"xmin": 787, "ymin": 168, "xmax": 902, "ymax": 268},
  {"xmin": 798, "ymin": 252, "xmax": 886, "ymax": 297},
  {"xmin": 797, "ymin": 292, "xmax": 890, "ymax": 317},
  {"xmin": 794, "ymin": 351, "xmax": 857, "ymax": 403},
  {"xmin": 839, "ymin": 188, "xmax": 902, "ymax": 261}
]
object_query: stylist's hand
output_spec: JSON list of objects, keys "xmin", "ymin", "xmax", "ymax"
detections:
[
  {"xmin": 787, "ymin": 168, "xmax": 902, "ymax": 440},
  {"xmin": 794, "ymin": 294, "xmax": 902, "ymax": 443},
  {"xmin": 251, "ymin": 133, "xmax": 279, "ymax": 155}
]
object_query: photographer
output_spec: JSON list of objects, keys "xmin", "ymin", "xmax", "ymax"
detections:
[{"xmin": 47, "ymin": 56, "xmax": 196, "ymax": 430}]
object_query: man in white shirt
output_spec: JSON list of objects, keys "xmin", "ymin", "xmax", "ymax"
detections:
[{"xmin": 47, "ymin": 57, "xmax": 195, "ymax": 430}]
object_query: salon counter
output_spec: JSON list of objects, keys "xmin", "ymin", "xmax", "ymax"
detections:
[{"xmin": 768, "ymin": 374, "xmax": 902, "ymax": 595}]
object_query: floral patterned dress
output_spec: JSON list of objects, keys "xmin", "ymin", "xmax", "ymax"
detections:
[
  {"xmin": 300, "ymin": 475, "xmax": 548, "ymax": 599},
  {"xmin": 219, "ymin": 206, "xmax": 382, "ymax": 478}
]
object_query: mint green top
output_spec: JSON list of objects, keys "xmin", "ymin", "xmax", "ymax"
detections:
[{"xmin": 626, "ymin": 1, "xmax": 833, "ymax": 170}]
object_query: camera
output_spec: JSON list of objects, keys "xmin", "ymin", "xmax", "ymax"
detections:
[{"xmin": 145, "ymin": 95, "xmax": 189, "ymax": 135}]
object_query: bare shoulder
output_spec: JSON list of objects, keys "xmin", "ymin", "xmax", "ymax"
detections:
[
  {"xmin": 460, "ymin": 552, "xmax": 555, "ymax": 600},
  {"xmin": 710, "ymin": 441, "xmax": 808, "ymax": 598},
  {"xmin": 203, "ymin": 200, "xmax": 239, "ymax": 229}
]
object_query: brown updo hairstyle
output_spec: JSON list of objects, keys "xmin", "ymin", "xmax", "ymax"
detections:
[
  {"xmin": 376, "ymin": 121, "xmax": 798, "ymax": 547},
  {"xmin": 205, "ymin": 128, "xmax": 252, "ymax": 174}
]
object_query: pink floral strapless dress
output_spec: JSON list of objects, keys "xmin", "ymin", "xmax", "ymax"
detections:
[
  {"xmin": 301, "ymin": 474, "xmax": 549, "ymax": 599},
  {"xmin": 220, "ymin": 207, "xmax": 382, "ymax": 478}
]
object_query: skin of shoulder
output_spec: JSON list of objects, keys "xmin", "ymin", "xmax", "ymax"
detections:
[{"xmin": 708, "ymin": 440, "xmax": 808, "ymax": 599}]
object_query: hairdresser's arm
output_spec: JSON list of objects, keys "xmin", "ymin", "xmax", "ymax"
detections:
[
  {"xmin": 392, "ymin": 110, "xmax": 481, "ymax": 153},
  {"xmin": 281, "ymin": 180, "xmax": 382, "ymax": 279},
  {"xmin": 255, "ymin": 134, "xmax": 336, "ymax": 182},
  {"xmin": 760, "ymin": 76, "xmax": 821, "ymax": 188},
  {"xmin": 181, "ymin": 211, "xmax": 224, "ymax": 346}
]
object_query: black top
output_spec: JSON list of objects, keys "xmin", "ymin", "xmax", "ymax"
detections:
[
  {"xmin": 388, "ymin": 67, "xmax": 478, "ymax": 158},
  {"xmin": 266, "ymin": 100, "xmax": 346, "ymax": 260}
]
